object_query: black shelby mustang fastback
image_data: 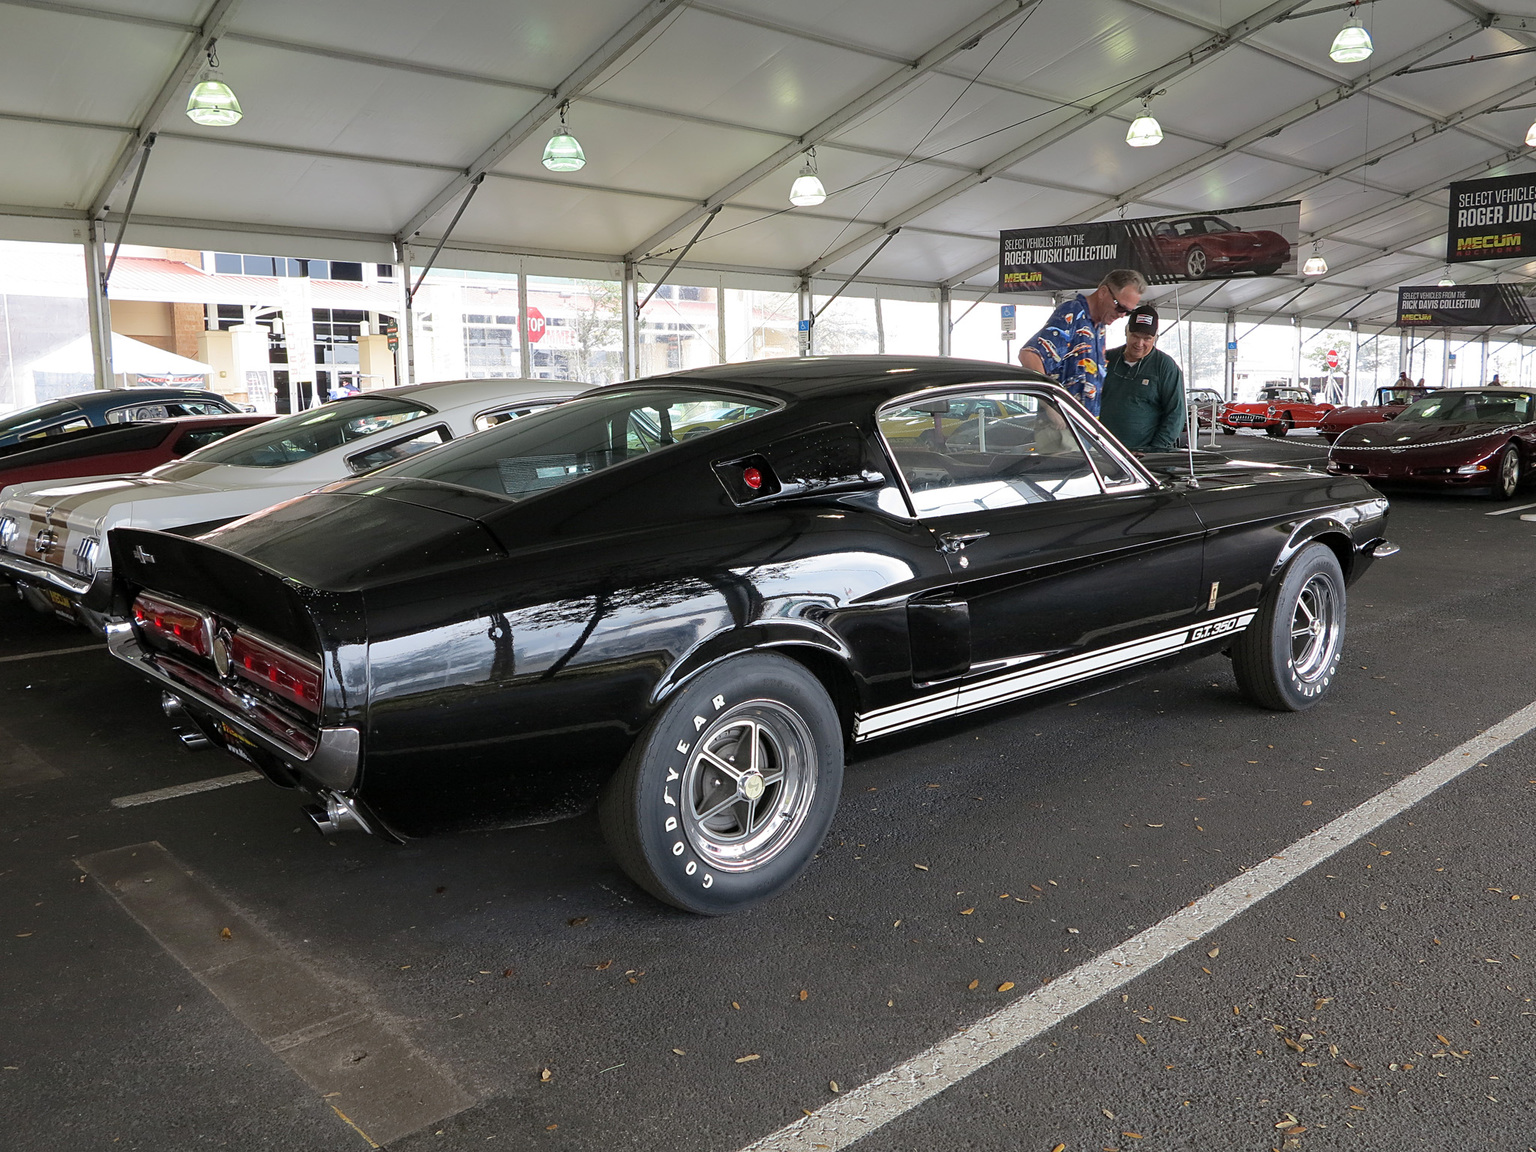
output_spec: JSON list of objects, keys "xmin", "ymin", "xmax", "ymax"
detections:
[{"xmin": 107, "ymin": 357, "xmax": 1393, "ymax": 914}]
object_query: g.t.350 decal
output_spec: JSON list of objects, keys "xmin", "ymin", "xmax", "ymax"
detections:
[{"xmin": 1189, "ymin": 616, "xmax": 1242, "ymax": 643}]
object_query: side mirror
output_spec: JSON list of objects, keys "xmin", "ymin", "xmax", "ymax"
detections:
[
  {"xmin": 714, "ymin": 423, "xmax": 886, "ymax": 504},
  {"xmin": 1381, "ymin": 411, "xmax": 1396, "ymax": 420}
]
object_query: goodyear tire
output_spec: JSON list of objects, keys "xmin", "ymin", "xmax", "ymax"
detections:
[
  {"xmin": 1232, "ymin": 542, "xmax": 1346, "ymax": 712},
  {"xmin": 598, "ymin": 653, "xmax": 842, "ymax": 914}
]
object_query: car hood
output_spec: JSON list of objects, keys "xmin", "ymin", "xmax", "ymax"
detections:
[
  {"xmin": 1139, "ymin": 452, "xmax": 1318, "ymax": 484},
  {"xmin": 1334, "ymin": 421, "xmax": 1511, "ymax": 450}
]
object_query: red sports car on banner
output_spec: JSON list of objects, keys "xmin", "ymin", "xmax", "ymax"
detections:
[
  {"xmin": 1315, "ymin": 385, "xmax": 1432, "ymax": 442},
  {"xmin": 1327, "ymin": 388, "xmax": 1535, "ymax": 498},
  {"xmin": 1218, "ymin": 387, "xmax": 1335, "ymax": 437},
  {"xmin": 1150, "ymin": 215, "xmax": 1292, "ymax": 280}
]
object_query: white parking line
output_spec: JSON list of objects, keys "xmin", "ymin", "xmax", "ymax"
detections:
[
  {"xmin": 110, "ymin": 771, "xmax": 262, "ymax": 807},
  {"xmin": 1485, "ymin": 500, "xmax": 1536, "ymax": 517},
  {"xmin": 739, "ymin": 698, "xmax": 1536, "ymax": 1152},
  {"xmin": 0, "ymin": 644, "xmax": 103, "ymax": 663}
]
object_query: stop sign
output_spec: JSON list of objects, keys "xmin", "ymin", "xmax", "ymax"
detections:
[
  {"xmin": 1326, "ymin": 348, "xmax": 1339, "ymax": 369},
  {"xmin": 526, "ymin": 307, "xmax": 546, "ymax": 344}
]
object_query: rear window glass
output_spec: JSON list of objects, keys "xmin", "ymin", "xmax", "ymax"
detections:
[
  {"xmin": 188, "ymin": 397, "xmax": 431, "ymax": 467},
  {"xmin": 0, "ymin": 401, "xmax": 79, "ymax": 437},
  {"xmin": 382, "ymin": 388, "xmax": 778, "ymax": 499}
]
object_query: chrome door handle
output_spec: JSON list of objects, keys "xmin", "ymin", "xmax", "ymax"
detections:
[{"xmin": 937, "ymin": 530, "xmax": 990, "ymax": 554}]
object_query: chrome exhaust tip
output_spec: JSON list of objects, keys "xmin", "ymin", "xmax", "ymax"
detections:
[
  {"xmin": 303, "ymin": 791, "xmax": 373, "ymax": 836},
  {"xmin": 160, "ymin": 691, "xmax": 212, "ymax": 749}
]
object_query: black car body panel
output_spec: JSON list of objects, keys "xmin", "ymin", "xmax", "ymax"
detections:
[{"xmin": 106, "ymin": 357, "xmax": 1391, "ymax": 842}]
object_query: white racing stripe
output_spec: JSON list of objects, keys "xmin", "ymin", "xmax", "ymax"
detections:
[
  {"xmin": 110, "ymin": 771, "xmax": 262, "ymax": 807},
  {"xmin": 855, "ymin": 611, "xmax": 1253, "ymax": 741},
  {"xmin": 740, "ymin": 698, "xmax": 1536, "ymax": 1152},
  {"xmin": 1485, "ymin": 500, "xmax": 1536, "ymax": 517}
]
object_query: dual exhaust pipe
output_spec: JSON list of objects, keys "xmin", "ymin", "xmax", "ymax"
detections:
[{"xmin": 160, "ymin": 691, "xmax": 370, "ymax": 836}]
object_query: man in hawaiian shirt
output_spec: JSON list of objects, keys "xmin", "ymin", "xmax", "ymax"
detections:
[{"xmin": 1018, "ymin": 269, "xmax": 1146, "ymax": 417}]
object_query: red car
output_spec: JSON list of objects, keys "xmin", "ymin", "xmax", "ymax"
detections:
[
  {"xmin": 1326, "ymin": 388, "xmax": 1535, "ymax": 499},
  {"xmin": 0, "ymin": 414, "xmax": 269, "ymax": 497},
  {"xmin": 1218, "ymin": 387, "xmax": 1335, "ymax": 437},
  {"xmin": 1315, "ymin": 385, "xmax": 1433, "ymax": 442},
  {"xmin": 1148, "ymin": 215, "xmax": 1291, "ymax": 280}
]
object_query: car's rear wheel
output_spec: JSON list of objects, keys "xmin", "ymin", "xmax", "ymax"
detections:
[
  {"xmin": 598, "ymin": 653, "xmax": 842, "ymax": 915},
  {"xmin": 1490, "ymin": 443, "xmax": 1521, "ymax": 500},
  {"xmin": 1185, "ymin": 247, "xmax": 1208, "ymax": 278},
  {"xmin": 1232, "ymin": 542, "xmax": 1346, "ymax": 712}
]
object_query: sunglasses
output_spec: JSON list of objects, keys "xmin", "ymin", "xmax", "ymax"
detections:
[{"xmin": 1112, "ymin": 296, "xmax": 1136, "ymax": 315}]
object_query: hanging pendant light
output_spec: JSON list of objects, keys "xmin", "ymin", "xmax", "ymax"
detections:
[
  {"xmin": 1525, "ymin": 116, "xmax": 1536, "ymax": 147},
  {"xmin": 789, "ymin": 147, "xmax": 827, "ymax": 207},
  {"xmin": 1437, "ymin": 268, "xmax": 1455, "ymax": 287},
  {"xmin": 1126, "ymin": 98, "xmax": 1163, "ymax": 148},
  {"xmin": 1329, "ymin": 8, "xmax": 1374, "ymax": 64},
  {"xmin": 541, "ymin": 101, "xmax": 586, "ymax": 172},
  {"xmin": 186, "ymin": 40, "xmax": 242, "ymax": 127},
  {"xmin": 1302, "ymin": 240, "xmax": 1327, "ymax": 276}
]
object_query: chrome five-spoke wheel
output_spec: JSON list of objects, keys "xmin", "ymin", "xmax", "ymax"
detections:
[
  {"xmin": 682, "ymin": 702, "xmax": 818, "ymax": 873},
  {"xmin": 1288, "ymin": 572, "xmax": 1341, "ymax": 687}
]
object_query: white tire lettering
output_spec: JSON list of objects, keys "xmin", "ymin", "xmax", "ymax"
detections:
[
  {"xmin": 675, "ymin": 741, "xmax": 690, "ymax": 755},
  {"xmin": 664, "ymin": 787, "xmax": 676, "ymax": 807},
  {"xmin": 665, "ymin": 816, "xmax": 678, "ymax": 832},
  {"xmin": 672, "ymin": 841, "xmax": 685, "ymax": 856},
  {"xmin": 712, "ymin": 694, "xmax": 726, "ymax": 710},
  {"xmin": 666, "ymin": 767, "xmax": 680, "ymax": 782},
  {"xmin": 702, "ymin": 873, "xmax": 713, "ymax": 888},
  {"xmin": 694, "ymin": 715, "xmax": 707, "ymax": 731},
  {"xmin": 685, "ymin": 861, "xmax": 697, "ymax": 876}
]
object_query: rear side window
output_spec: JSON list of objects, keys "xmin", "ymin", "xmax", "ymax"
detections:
[
  {"xmin": 107, "ymin": 403, "xmax": 171, "ymax": 423},
  {"xmin": 473, "ymin": 403, "xmax": 555, "ymax": 431},
  {"xmin": 346, "ymin": 425, "xmax": 452, "ymax": 474},
  {"xmin": 173, "ymin": 426, "xmax": 246, "ymax": 455},
  {"xmin": 189, "ymin": 396, "xmax": 431, "ymax": 467},
  {"xmin": 21, "ymin": 417, "xmax": 91, "ymax": 440},
  {"xmin": 383, "ymin": 388, "xmax": 778, "ymax": 499}
]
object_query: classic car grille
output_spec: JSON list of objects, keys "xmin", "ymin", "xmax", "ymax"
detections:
[{"xmin": 1226, "ymin": 413, "xmax": 1264, "ymax": 423}]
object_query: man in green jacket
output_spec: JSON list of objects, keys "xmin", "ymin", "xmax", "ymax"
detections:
[{"xmin": 1099, "ymin": 304, "xmax": 1185, "ymax": 452}]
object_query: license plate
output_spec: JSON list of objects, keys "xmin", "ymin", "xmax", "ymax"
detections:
[
  {"xmin": 220, "ymin": 722, "xmax": 257, "ymax": 757},
  {"xmin": 46, "ymin": 589, "xmax": 72, "ymax": 610}
]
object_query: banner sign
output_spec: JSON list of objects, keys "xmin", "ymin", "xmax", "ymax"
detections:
[
  {"xmin": 999, "ymin": 200, "xmax": 1299, "ymax": 292},
  {"xmin": 1446, "ymin": 173, "xmax": 1536, "ymax": 263},
  {"xmin": 1396, "ymin": 284, "xmax": 1536, "ymax": 327}
]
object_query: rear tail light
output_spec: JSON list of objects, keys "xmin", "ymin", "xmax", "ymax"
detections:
[
  {"xmin": 229, "ymin": 631, "xmax": 322, "ymax": 714},
  {"xmin": 132, "ymin": 593, "xmax": 213, "ymax": 658}
]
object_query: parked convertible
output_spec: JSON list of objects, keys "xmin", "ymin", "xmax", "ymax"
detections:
[
  {"xmin": 1327, "ymin": 387, "xmax": 1535, "ymax": 498},
  {"xmin": 0, "ymin": 387, "xmax": 239, "ymax": 447},
  {"xmin": 0, "ymin": 377, "xmax": 580, "ymax": 628},
  {"xmin": 1314, "ymin": 384, "xmax": 1432, "ymax": 442},
  {"xmin": 0, "ymin": 413, "xmax": 270, "ymax": 498},
  {"xmin": 103, "ymin": 356, "xmax": 1393, "ymax": 915},
  {"xmin": 1219, "ymin": 386, "xmax": 1334, "ymax": 437}
]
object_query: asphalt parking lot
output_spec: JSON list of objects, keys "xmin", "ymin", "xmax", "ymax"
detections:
[{"xmin": 4, "ymin": 429, "xmax": 1536, "ymax": 1152}]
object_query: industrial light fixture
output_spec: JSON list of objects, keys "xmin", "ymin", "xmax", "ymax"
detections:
[
  {"xmin": 1302, "ymin": 240, "xmax": 1327, "ymax": 276},
  {"xmin": 1526, "ymin": 116, "xmax": 1536, "ymax": 147},
  {"xmin": 1437, "ymin": 268, "xmax": 1455, "ymax": 286},
  {"xmin": 789, "ymin": 148, "xmax": 827, "ymax": 207},
  {"xmin": 541, "ymin": 101, "xmax": 586, "ymax": 172},
  {"xmin": 1329, "ymin": 5, "xmax": 1374, "ymax": 64},
  {"xmin": 185, "ymin": 40, "xmax": 242, "ymax": 127},
  {"xmin": 1126, "ymin": 98, "xmax": 1164, "ymax": 147}
]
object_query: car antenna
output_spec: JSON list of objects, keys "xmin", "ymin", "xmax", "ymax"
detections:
[{"xmin": 1172, "ymin": 286, "xmax": 1199, "ymax": 488}]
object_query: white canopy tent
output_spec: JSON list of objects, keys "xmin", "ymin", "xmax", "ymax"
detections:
[
  {"xmin": 26, "ymin": 332, "xmax": 213, "ymax": 378},
  {"xmin": 1, "ymin": 0, "xmax": 1534, "ymax": 381}
]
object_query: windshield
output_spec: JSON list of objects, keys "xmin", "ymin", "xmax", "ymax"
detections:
[
  {"xmin": 187, "ymin": 396, "xmax": 431, "ymax": 467},
  {"xmin": 1397, "ymin": 392, "xmax": 1533, "ymax": 425},
  {"xmin": 381, "ymin": 387, "xmax": 779, "ymax": 500},
  {"xmin": 0, "ymin": 401, "xmax": 79, "ymax": 436}
]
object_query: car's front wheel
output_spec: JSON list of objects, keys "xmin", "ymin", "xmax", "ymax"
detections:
[
  {"xmin": 1491, "ymin": 443, "xmax": 1521, "ymax": 499},
  {"xmin": 1221, "ymin": 425, "xmax": 1236, "ymax": 436},
  {"xmin": 598, "ymin": 653, "xmax": 843, "ymax": 914},
  {"xmin": 1232, "ymin": 542, "xmax": 1346, "ymax": 711},
  {"xmin": 1265, "ymin": 415, "xmax": 1292, "ymax": 437}
]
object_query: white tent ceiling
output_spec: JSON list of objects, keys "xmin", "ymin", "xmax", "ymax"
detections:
[{"xmin": 2, "ymin": 0, "xmax": 1535, "ymax": 330}]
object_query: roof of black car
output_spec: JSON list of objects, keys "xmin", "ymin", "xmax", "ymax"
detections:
[{"xmin": 629, "ymin": 355, "xmax": 1053, "ymax": 402}]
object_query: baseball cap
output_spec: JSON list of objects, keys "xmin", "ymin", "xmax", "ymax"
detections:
[{"xmin": 1127, "ymin": 304, "xmax": 1159, "ymax": 334}]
